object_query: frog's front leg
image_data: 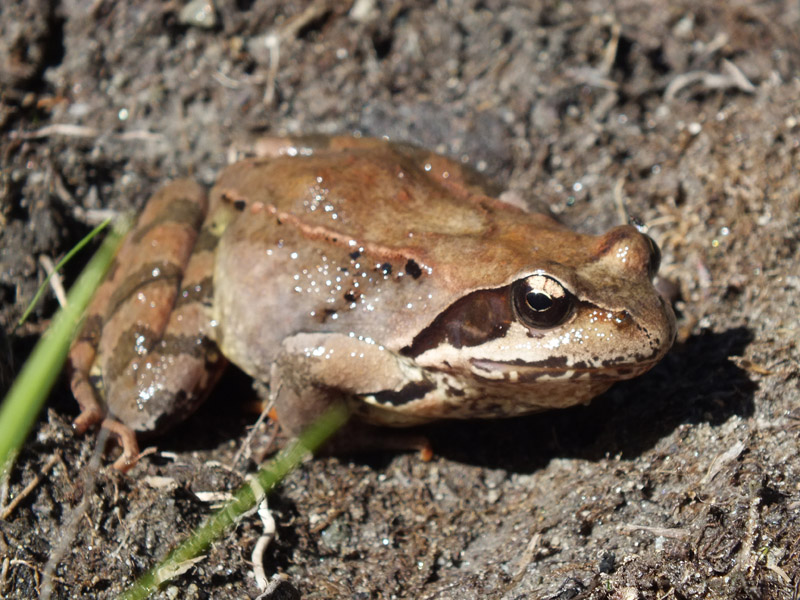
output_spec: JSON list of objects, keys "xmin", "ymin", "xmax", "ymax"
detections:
[
  {"xmin": 270, "ymin": 333, "xmax": 437, "ymax": 456},
  {"xmin": 67, "ymin": 180, "xmax": 227, "ymax": 470}
]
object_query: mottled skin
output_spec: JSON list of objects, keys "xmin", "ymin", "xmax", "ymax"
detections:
[{"xmin": 68, "ymin": 136, "xmax": 676, "ymax": 470}]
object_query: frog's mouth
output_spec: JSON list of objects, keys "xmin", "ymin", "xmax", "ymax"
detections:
[{"xmin": 469, "ymin": 356, "xmax": 661, "ymax": 382}]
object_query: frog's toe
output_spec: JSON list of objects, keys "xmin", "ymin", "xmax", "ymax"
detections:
[
  {"xmin": 320, "ymin": 423, "xmax": 433, "ymax": 460},
  {"xmin": 111, "ymin": 452, "xmax": 138, "ymax": 472},
  {"xmin": 100, "ymin": 418, "xmax": 141, "ymax": 472},
  {"xmin": 72, "ymin": 405, "xmax": 105, "ymax": 435}
]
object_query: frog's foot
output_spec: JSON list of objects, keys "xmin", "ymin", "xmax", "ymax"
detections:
[
  {"xmin": 100, "ymin": 418, "xmax": 141, "ymax": 472},
  {"xmin": 320, "ymin": 423, "xmax": 434, "ymax": 462},
  {"xmin": 71, "ymin": 396, "xmax": 141, "ymax": 471},
  {"xmin": 71, "ymin": 407, "xmax": 141, "ymax": 471},
  {"xmin": 72, "ymin": 406, "xmax": 104, "ymax": 436}
]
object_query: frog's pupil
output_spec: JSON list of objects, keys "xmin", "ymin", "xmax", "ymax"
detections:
[{"xmin": 526, "ymin": 292, "xmax": 553, "ymax": 312}]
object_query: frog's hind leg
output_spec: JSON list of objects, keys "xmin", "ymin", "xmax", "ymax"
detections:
[
  {"xmin": 67, "ymin": 180, "xmax": 226, "ymax": 470},
  {"xmin": 70, "ymin": 186, "xmax": 202, "ymax": 437}
]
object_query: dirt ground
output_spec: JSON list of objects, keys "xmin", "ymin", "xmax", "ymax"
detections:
[{"xmin": 1, "ymin": 0, "xmax": 799, "ymax": 598}]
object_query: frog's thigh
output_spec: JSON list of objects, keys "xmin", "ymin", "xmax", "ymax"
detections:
[
  {"xmin": 270, "ymin": 332, "xmax": 423, "ymax": 435},
  {"xmin": 70, "ymin": 179, "xmax": 208, "ymax": 432},
  {"xmin": 102, "ymin": 200, "xmax": 230, "ymax": 434}
]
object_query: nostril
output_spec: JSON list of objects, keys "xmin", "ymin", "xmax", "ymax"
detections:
[{"xmin": 645, "ymin": 235, "xmax": 662, "ymax": 279}]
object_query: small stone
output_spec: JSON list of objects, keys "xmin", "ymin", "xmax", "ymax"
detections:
[{"xmin": 179, "ymin": 0, "xmax": 217, "ymax": 29}]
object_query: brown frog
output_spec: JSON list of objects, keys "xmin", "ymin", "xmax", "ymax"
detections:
[{"xmin": 67, "ymin": 136, "xmax": 676, "ymax": 469}]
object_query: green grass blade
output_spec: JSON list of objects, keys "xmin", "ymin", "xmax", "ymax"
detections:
[
  {"xmin": 119, "ymin": 404, "xmax": 349, "ymax": 600},
  {"xmin": 16, "ymin": 217, "xmax": 112, "ymax": 328},
  {"xmin": 0, "ymin": 218, "xmax": 127, "ymax": 473}
]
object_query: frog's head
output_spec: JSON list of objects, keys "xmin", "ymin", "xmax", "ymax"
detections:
[{"xmin": 403, "ymin": 225, "xmax": 676, "ymax": 391}]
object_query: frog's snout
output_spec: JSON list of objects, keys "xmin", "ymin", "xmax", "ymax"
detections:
[{"xmin": 595, "ymin": 225, "xmax": 662, "ymax": 281}]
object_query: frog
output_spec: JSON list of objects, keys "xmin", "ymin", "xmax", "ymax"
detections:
[{"xmin": 67, "ymin": 135, "xmax": 676, "ymax": 470}]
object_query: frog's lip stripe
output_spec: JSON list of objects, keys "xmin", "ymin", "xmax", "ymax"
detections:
[{"xmin": 469, "ymin": 357, "xmax": 661, "ymax": 381}]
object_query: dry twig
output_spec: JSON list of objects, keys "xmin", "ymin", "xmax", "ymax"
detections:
[{"xmin": 0, "ymin": 454, "xmax": 60, "ymax": 520}]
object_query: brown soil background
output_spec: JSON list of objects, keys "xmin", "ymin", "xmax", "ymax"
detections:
[{"xmin": 1, "ymin": 1, "xmax": 799, "ymax": 598}]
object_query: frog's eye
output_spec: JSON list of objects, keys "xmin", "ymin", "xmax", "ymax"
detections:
[{"xmin": 512, "ymin": 275, "xmax": 574, "ymax": 329}]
